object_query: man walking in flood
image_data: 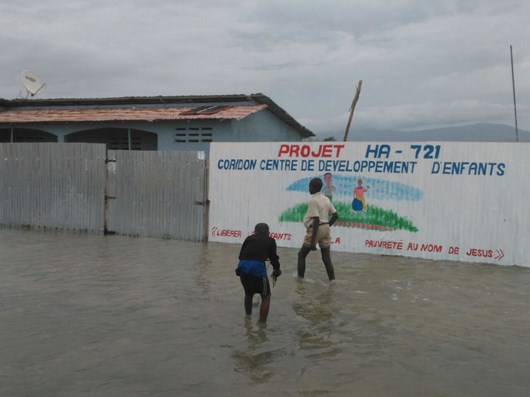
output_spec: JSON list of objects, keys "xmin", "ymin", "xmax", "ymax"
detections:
[
  {"xmin": 297, "ymin": 177, "xmax": 339, "ymax": 281},
  {"xmin": 236, "ymin": 223, "xmax": 281, "ymax": 323}
]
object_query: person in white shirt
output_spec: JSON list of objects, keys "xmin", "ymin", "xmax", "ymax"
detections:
[{"xmin": 297, "ymin": 177, "xmax": 339, "ymax": 281}]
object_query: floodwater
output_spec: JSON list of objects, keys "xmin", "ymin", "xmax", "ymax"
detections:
[{"xmin": 1, "ymin": 229, "xmax": 529, "ymax": 397}]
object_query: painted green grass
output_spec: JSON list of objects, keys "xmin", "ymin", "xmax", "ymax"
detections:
[{"xmin": 279, "ymin": 201, "xmax": 418, "ymax": 232}]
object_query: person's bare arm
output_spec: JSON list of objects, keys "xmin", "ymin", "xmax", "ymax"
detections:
[
  {"xmin": 329, "ymin": 212, "xmax": 338, "ymax": 227},
  {"xmin": 309, "ymin": 217, "xmax": 319, "ymax": 250}
]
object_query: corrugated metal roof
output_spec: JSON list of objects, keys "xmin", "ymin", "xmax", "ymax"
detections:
[
  {"xmin": 0, "ymin": 94, "xmax": 259, "ymax": 107},
  {"xmin": 0, "ymin": 93, "xmax": 315, "ymax": 138},
  {"xmin": 0, "ymin": 93, "xmax": 315, "ymax": 137},
  {"xmin": 0, "ymin": 104, "xmax": 267, "ymax": 123}
]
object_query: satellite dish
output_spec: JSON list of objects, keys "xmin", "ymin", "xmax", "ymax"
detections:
[{"xmin": 21, "ymin": 70, "xmax": 46, "ymax": 97}]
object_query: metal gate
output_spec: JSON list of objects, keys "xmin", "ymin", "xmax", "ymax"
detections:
[
  {"xmin": 105, "ymin": 150, "xmax": 208, "ymax": 241},
  {"xmin": 0, "ymin": 143, "xmax": 208, "ymax": 241}
]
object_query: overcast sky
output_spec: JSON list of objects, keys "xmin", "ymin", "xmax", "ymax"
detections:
[{"xmin": 1, "ymin": 0, "xmax": 528, "ymax": 137}]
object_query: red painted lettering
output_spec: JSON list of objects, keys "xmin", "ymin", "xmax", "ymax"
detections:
[
  {"xmin": 211, "ymin": 227, "xmax": 242, "ymax": 238},
  {"xmin": 277, "ymin": 144, "xmax": 346, "ymax": 158},
  {"xmin": 465, "ymin": 248, "xmax": 493, "ymax": 258},
  {"xmin": 420, "ymin": 244, "xmax": 443, "ymax": 253},
  {"xmin": 278, "ymin": 144, "xmax": 290, "ymax": 156}
]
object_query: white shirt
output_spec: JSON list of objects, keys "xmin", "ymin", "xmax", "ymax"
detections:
[{"xmin": 303, "ymin": 192, "xmax": 337, "ymax": 229}]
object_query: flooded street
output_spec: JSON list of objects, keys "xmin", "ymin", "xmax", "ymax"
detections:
[{"xmin": 1, "ymin": 228, "xmax": 529, "ymax": 397}]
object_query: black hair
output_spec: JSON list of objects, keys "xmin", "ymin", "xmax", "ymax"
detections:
[
  {"xmin": 254, "ymin": 223, "xmax": 270, "ymax": 235},
  {"xmin": 309, "ymin": 177, "xmax": 323, "ymax": 194}
]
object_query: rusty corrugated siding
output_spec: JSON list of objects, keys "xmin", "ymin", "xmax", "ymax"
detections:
[{"xmin": 0, "ymin": 104, "xmax": 267, "ymax": 123}]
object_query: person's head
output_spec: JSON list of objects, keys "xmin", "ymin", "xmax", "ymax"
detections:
[
  {"xmin": 357, "ymin": 178, "xmax": 363, "ymax": 186},
  {"xmin": 254, "ymin": 222, "xmax": 270, "ymax": 236},
  {"xmin": 324, "ymin": 172, "xmax": 332, "ymax": 184},
  {"xmin": 309, "ymin": 177, "xmax": 323, "ymax": 194}
]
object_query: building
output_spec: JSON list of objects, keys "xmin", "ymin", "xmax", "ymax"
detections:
[{"xmin": 0, "ymin": 94, "xmax": 314, "ymax": 153}]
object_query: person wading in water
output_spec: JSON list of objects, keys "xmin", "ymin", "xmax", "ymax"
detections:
[
  {"xmin": 297, "ymin": 177, "xmax": 339, "ymax": 281},
  {"xmin": 236, "ymin": 223, "xmax": 281, "ymax": 323}
]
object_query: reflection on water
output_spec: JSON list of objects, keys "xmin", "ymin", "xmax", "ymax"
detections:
[
  {"xmin": 231, "ymin": 319, "xmax": 273, "ymax": 383},
  {"xmin": 293, "ymin": 282, "xmax": 339, "ymax": 360},
  {"xmin": 1, "ymin": 229, "xmax": 530, "ymax": 396}
]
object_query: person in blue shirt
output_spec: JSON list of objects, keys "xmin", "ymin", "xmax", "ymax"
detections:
[{"xmin": 236, "ymin": 223, "xmax": 281, "ymax": 323}]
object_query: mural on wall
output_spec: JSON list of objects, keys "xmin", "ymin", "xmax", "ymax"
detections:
[
  {"xmin": 209, "ymin": 141, "xmax": 529, "ymax": 267},
  {"xmin": 281, "ymin": 174, "xmax": 421, "ymax": 232}
]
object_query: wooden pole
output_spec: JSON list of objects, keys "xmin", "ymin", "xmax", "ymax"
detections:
[
  {"xmin": 343, "ymin": 80, "xmax": 363, "ymax": 142},
  {"xmin": 510, "ymin": 45, "xmax": 519, "ymax": 142}
]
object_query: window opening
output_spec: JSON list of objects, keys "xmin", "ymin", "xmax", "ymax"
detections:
[{"xmin": 174, "ymin": 127, "xmax": 214, "ymax": 143}]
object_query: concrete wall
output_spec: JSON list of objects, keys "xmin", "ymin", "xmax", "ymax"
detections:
[{"xmin": 0, "ymin": 109, "xmax": 304, "ymax": 154}]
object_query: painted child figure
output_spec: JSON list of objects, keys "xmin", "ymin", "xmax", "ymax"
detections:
[
  {"xmin": 323, "ymin": 172, "xmax": 336, "ymax": 202},
  {"xmin": 352, "ymin": 178, "xmax": 369, "ymax": 212}
]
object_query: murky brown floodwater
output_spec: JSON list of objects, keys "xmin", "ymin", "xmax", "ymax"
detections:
[{"xmin": 1, "ymin": 228, "xmax": 529, "ymax": 397}]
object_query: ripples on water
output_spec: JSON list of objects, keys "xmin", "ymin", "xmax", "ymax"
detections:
[{"xmin": 1, "ymin": 229, "xmax": 529, "ymax": 396}]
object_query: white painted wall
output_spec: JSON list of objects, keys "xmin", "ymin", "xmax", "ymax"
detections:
[{"xmin": 209, "ymin": 141, "xmax": 529, "ymax": 267}]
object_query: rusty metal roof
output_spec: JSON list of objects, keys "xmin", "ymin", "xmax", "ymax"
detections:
[
  {"xmin": 0, "ymin": 94, "xmax": 315, "ymax": 137},
  {"xmin": 0, "ymin": 104, "xmax": 266, "ymax": 123}
]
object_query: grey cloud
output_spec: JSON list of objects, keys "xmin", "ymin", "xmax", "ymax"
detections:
[{"xmin": 0, "ymin": 0, "xmax": 528, "ymax": 134}]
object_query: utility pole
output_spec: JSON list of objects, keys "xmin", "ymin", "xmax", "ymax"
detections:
[
  {"xmin": 510, "ymin": 45, "xmax": 519, "ymax": 142},
  {"xmin": 343, "ymin": 80, "xmax": 363, "ymax": 142}
]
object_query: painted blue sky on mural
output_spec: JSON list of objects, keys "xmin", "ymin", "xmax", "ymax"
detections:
[{"xmin": 286, "ymin": 174, "xmax": 423, "ymax": 201}]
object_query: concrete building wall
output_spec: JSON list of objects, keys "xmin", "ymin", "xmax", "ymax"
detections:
[{"xmin": 0, "ymin": 109, "xmax": 304, "ymax": 154}]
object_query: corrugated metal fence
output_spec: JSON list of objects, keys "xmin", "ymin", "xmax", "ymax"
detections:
[
  {"xmin": 0, "ymin": 143, "xmax": 106, "ymax": 233},
  {"xmin": 0, "ymin": 143, "xmax": 208, "ymax": 241},
  {"xmin": 106, "ymin": 150, "xmax": 208, "ymax": 241}
]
